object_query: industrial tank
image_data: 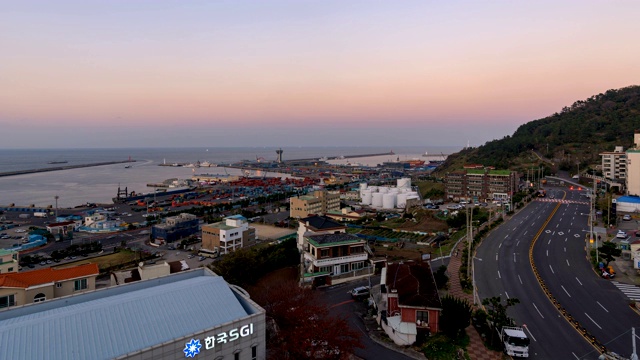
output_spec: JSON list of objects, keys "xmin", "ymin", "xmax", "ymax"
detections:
[
  {"xmin": 372, "ymin": 193, "xmax": 384, "ymax": 208},
  {"xmin": 382, "ymin": 193, "xmax": 396, "ymax": 209},
  {"xmin": 361, "ymin": 190, "xmax": 373, "ymax": 205},
  {"xmin": 396, "ymin": 194, "xmax": 408, "ymax": 208},
  {"xmin": 378, "ymin": 187, "xmax": 389, "ymax": 194},
  {"xmin": 359, "ymin": 183, "xmax": 368, "ymax": 191},
  {"xmin": 397, "ymin": 177, "xmax": 411, "ymax": 189}
]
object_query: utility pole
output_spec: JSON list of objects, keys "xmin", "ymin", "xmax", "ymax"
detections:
[
  {"xmin": 467, "ymin": 205, "xmax": 473, "ymax": 279},
  {"xmin": 54, "ymin": 195, "xmax": 59, "ymax": 218},
  {"xmin": 592, "ymin": 177, "xmax": 597, "ymax": 264}
]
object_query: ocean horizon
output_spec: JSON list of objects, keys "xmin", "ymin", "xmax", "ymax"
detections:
[{"xmin": 0, "ymin": 146, "xmax": 461, "ymax": 208}]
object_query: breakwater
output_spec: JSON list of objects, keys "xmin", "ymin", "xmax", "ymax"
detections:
[
  {"xmin": 0, "ymin": 160, "xmax": 136, "ymax": 178},
  {"xmin": 285, "ymin": 151, "xmax": 395, "ymax": 163}
]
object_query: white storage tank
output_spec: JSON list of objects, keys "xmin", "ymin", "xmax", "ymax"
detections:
[
  {"xmin": 369, "ymin": 186, "xmax": 379, "ymax": 193},
  {"xmin": 378, "ymin": 187, "xmax": 389, "ymax": 194},
  {"xmin": 361, "ymin": 191, "xmax": 373, "ymax": 205},
  {"xmin": 397, "ymin": 194, "xmax": 408, "ymax": 208},
  {"xmin": 397, "ymin": 177, "xmax": 411, "ymax": 189},
  {"xmin": 407, "ymin": 191, "xmax": 418, "ymax": 197},
  {"xmin": 406, "ymin": 195, "xmax": 420, "ymax": 207},
  {"xmin": 372, "ymin": 193, "xmax": 384, "ymax": 208},
  {"xmin": 359, "ymin": 183, "xmax": 368, "ymax": 191},
  {"xmin": 382, "ymin": 193, "xmax": 396, "ymax": 209}
]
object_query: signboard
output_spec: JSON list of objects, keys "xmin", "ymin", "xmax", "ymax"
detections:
[{"xmin": 184, "ymin": 323, "xmax": 254, "ymax": 358}]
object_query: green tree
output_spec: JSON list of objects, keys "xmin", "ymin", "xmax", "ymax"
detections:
[
  {"xmin": 439, "ymin": 295, "xmax": 472, "ymax": 339},
  {"xmin": 481, "ymin": 296, "xmax": 520, "ymax": 344},
  {"xmin": 598, "ymin": 241, "xmax": 622, "ymax": 266},
  {"xmin": 433, "ymin": 265, "xmax": 449, "ymax": 290}
]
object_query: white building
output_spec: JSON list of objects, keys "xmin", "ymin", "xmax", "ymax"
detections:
[
  {"xmin": 600, "ymin": 146, "xmax": 626, "ymax": 181},
  {"xmin": 627, "ymin": 132, "xmax": 640, "ymax": 196}
]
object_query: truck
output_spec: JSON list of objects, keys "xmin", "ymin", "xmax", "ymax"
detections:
[
  {"xmin": 33, "ymin": 212, "xmax": 48, "ymax": 218},
  {"xmin": 499, "ymin": 326, "xmax": 530, "ymax": 357}
]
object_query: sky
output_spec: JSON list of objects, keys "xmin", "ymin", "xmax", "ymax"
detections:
[{"xmin": 1, "ymin": 1, "xmax": 639, "ymax": 149}]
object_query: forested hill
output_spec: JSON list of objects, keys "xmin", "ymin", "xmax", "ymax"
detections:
[{"xmin": 465, "ymin": 85, "xmax": 640, "ymax": 169}]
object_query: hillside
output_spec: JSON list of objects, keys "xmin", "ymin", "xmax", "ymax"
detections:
[{"xmin": 437, "ymin": 85, "xmax": 640, "ymax": 174}]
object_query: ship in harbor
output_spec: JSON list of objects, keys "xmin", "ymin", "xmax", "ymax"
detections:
[{"xmin": 112, "ymin": 185, "xmax": 197, "ymax": 203}]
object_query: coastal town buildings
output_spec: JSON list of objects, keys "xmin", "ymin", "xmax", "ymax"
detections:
[
  {"xmin": 627, "ymin": 131, "xmax": 640, "ymax": 196},
  {"xmin": 201, "ymin": 215, "xmax": 255, "ymax": 256},
  {"xmin": 600, "ymin": 146, "xmax": 627, "ymax": 181},
  {"xmin": 0, "ymin": 263, "xmax": 99, "ymax": 308},
  {"xmin": 110, "ymin": 260, "xmax": 190, "ymax": 286},
  {"xmin": 151, "ymin": 213, "xmax": 199, "ymax": 244},
  {"xmin": 372, "ymin": 260, "xmax": 442, "ymax": 346},
  {"xmin": 289, "ymin": 189, "xmax": 340, "ymax": 218},
  {"xmin": 444, "ymin": 168, "xmax": 517, "ymax": 203},
  {"xmin": 296, "ymin": 215, "xmax": 346, "ymax": 251},
  {"xmin": 0, "ymin": 268, "xmax": 266, "ymax": 360}
]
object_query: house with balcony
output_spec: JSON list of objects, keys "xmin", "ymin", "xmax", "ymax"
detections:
[
  {"xmin": 201, "ymin": 215, "xmax": 255, "ymax": 256},
  {"xmin": 297, "ymin": 215, "xmax": 347, "ymax": 252},
  {"xmin": 372, "ymin": 260, "xmax": 442, "ymax": 345},
  {"xmin": 301, "ymin": 233, "xmax": 369, "ymax": 287}
]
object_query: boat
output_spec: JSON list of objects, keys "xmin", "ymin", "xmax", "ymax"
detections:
[
  {"xmin": 200, "ymin": 161, "xmax": 212, "ymax": 167},
  {"xmin": 113, "ymin": 186, "xmax": 197, "ymax": 203},
  {"xmin": 47, "ymin": 161, "xmax": 68, "ymax": 164},
  {"xmin": 125, "ymin": 165, "xmax": 132, "ymax": 169}
]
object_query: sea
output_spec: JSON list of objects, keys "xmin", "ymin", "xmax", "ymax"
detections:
[{"xmin": 0, "ymin": 146, "xmax": 460, "ymax": 208}]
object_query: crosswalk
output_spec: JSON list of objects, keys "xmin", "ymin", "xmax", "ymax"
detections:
[
  {"xmin": 535, "ymin": 198, "xmax": 589, "ymax": 205},
  {"xmin": 611, "ymin": 281, "xmax": 640, "ymax": 301}
]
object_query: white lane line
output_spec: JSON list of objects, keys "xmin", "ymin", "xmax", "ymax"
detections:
[
  {"xmin": 565, "ymin": 237, "xmax": 568, "ymax": 242},
  {"xmin": 518, "ymin": 275, "xmax": 523, "ymax": 284},
  {"xmin": 531, "ymin": 222, "xmax": 535, "ymax": 227},
  {"xmin": 549, "ymin": 265, "xmax": 555, "ymax": 274},
  {"xmin": 546, "ymin": 250, "xmax": 549, "ymax": 256},
  {"xmin": 523, "ymin": 325, "xmax": 537, "ymax": 342},
  {"xmin": 560, "ymin": 218, "xmax": 563, "ymax": 222},
  {"xmin": 513, "ymin": 253, "xmax": 516, "ymax": 263},
  {"xmin": 499, "ymin": 243, "xmax": 502, "ymax": 248},
  {"xmin": 548, "ymin": 239, "xmax": 551, "ymax": 245},
  {"xmin": 520, "ymin": 220, "xmax": 524, "ymax": 224},
  {"xmin": 516, "ymin": 241, "xmax": 520, "ymax": 247},
  {"xmin": 498, "ymin": 270, "xmax": 501, "ymax": 279},
  {"xmin": 532, "ymin": 303, "xmax": 544, "ymax": 319},
  {"xmin": 504, "ymin": 235, "xmax": 509, "ymax": 239},
  {"xmin": 556, "ymin": 223, "xmax": 559, "ymax": 228},
  {"xmin": 576, "ymin": 277, "xmax": 582, "ymax": 286},
  {"xmin": 496, "ymin": 254, "xmax": 498, "ymax": 261},
  {"xmin": 564, "ymin": 247, "xmax": 567, "ymax": 252},
  {"xmin": 561, "ymin": 285, "xmax": 572, "ymax": 297},
  {"xmin": 566, "ymin": 259, "xmax": 570, "ymax": 266},
  {"xmin": 572, "ymin": 352, "xmax": 579, "ymax": 359},
  {"xmin": 584, "ymin": 312, "xmax": 603, "ymax": 330},
  {"xmin": 596, "ymin": 301, "xmax": 609, "ymax": 313},
  {"xmin": 571, "ymin": 222, "xmax": 573, "ymax": 226},
  {"xmin": 524, "ymin": 231, "xmax": 528, "ymax": 236},
  {"xmin": 505, "ymin": 291, "xmax": 510, "ymax": 299}
]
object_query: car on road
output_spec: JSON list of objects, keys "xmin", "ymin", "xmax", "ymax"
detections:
[
  {"xmin": 623, "ymin": 214, "xmax": 632, "ymax": 221},
  {"xmin": 198, "ymin": 256, "xmax": 206, "ymax": 261},
  {"xmin": 617, "ymin": 230, "xmax": 628, "ymax": 239},
  {"xmin": 187, "ymin": 254, "xmax": 195, "ymax": 259},
  {"xmin": 350, "ymin": 286, "xmax": 370, "ymax": 299}
]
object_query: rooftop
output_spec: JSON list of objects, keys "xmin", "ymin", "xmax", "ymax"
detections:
[
  {"xmin": 386, "ymin": 261, "xmax": 442, "ymax": 309},
  {"xmin": 307, "ymin": 233, "xmax": 363, "ymax": 246},
  {"xmin": 0, "ymin": 268, "xmax": 263, "ymax": 360},
  {"xmin": 300, "ymin": 215, "xmax": 345, "ymax": 230},
  {"xmin": 0, "ymin": 263, "xmax": 99, "ymax": 289}
]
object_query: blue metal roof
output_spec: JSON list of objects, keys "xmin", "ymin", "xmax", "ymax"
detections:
[
  {"xmin": 0, "ymin": 269, "xmax": 255, "ymax": 360},
  {"xmin": 616, "ymin": 196, "xmax": 640, "ymax": 204}
]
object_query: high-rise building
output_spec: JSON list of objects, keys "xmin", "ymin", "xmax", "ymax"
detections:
[
  {"xmin": 626, "ymin": 132, "xmax": 640, "ymax": 196},
  {"xmin": 600, "ymin": 146, "xmax": 626, "ymax": 181}
]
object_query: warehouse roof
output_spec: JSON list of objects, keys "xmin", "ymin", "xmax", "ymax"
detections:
[{"xmin": 0, "ymin": 268, "xmax": 261, "ymax": 360}]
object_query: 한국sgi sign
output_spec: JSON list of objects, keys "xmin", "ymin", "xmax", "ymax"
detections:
[{"xmin": 184, "ymin": 323, "xmax": 254, "ymax": 358}]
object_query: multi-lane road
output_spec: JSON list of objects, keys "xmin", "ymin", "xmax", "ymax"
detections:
[{"xmin": 476, "ymin": 187, "xmax": 639, "ymax": 359}]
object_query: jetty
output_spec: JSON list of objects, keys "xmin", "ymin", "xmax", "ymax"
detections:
[
  {"xmin": 0, "ymin": 160, "xmax": 136, "ymax": 178},
  {"xmin": 284, "ymin": 151, "xmax": 395, "ymax": 163}
]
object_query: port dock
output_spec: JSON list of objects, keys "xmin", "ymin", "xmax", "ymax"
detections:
[{"xmin": 0, "ymin": 160, "xmax": 136, "ymax": 178}]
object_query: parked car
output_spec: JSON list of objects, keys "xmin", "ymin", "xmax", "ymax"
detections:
[
  {"xmin": 623, "ymin": 214, "xmax": 632, "ymax": 221},
  {"xmin": 617, "ymin": 230, "xmax": 628, "ymax": 239},
  {"xmin": 350, "ymin": 286, "xmax": 370, "ymax": 299},
  {"xmin": 635, "ymin": 230, "xmax": 640, "ymax": 237}
]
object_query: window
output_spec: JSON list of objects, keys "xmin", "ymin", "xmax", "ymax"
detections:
[
  {"xmin": 320, "ymin": 249, "xmax": 330, "ymax": 258},
  {"xmin": 340, "ymin": 264, "xmax": 349, "ymax": 273},
  {"xmin": 352, "ymin": 262, "xmax": 364, "ymax": 270},
  {"xmin": 34, "ymin": 293, "xmax": 46, "ymax": 303},
  {"xmin": 74, "ymin": 278, "xmax": 87, "ymax": 291},
  {"xmin": 56, "ymin": 283, "xmax": 62, "ymax": 288},
  {"xmin": 252, "ymin": 345, "xmax": 257, "ymax": 360},
  {"xmin": 0, "ymin": 295, "xmax": 15, "ymax": 308},
  {"xmin": 417, "ymin": 311, "xmax": 429, "ymax": 325},
  {"xmin": 7, "ymin": 267, "xmax": 13, "ymax": 272}
]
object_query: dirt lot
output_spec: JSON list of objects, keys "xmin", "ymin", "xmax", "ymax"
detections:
[{"xmin": 383, "ymin": 210, "xmax": 449, "ymax": 233}]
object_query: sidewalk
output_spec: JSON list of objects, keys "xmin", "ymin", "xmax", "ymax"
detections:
[{"xmin": 448, "ymin": 239, "xmax": 503, "ymax": 360}]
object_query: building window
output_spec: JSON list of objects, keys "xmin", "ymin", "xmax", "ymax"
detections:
[
  {"xmin": 417, "ymin": 310, "xmax": 429, "ymax": 326},
  {"xmin": 252, "ymin": 345, "xmax": 257, "ymax": 360},
  {"xmin": 320, "ymin": 249, "xmax": 330, "ymax": 258},
  {"xmin": 74, "ymin": 278, "xmax": 88, "ymax": 291},
  {"xmin": 352, "ymin": 262, "xmax": 364, "ymax": 270},
  {"xmin": 34, "ymin": 293, "xmax": 46, "ymax": 303},
  {"xmin": 0, "ymin": 294, "xmax": 15, "ymax": 308},
  {"xmin": 7, "ymin": 267, "xmax": 13, "ymax": 272},
  {"xmin": 340, "ymin": 264, "xmax": 349, "ymax": 273},
  {"xmin": 56, "ymin": 283, "xmax": 62, "ymax": 288}
]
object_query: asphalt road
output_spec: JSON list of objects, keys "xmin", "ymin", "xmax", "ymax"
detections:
[
  {"xmin": 475, "ymin": 190, "xmax": 597, "ymax": 359},
  {"xmin": 317, "ymin": 278, "xmax": 414, "ymax": 360}
]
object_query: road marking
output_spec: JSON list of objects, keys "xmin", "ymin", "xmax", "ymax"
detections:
[
  {"xmin": 518, "ymin": 275, "xmax": 523, "ymax": 284},
  {"xmin": 523, "ymin": 324, "xmax": 537, "ymax": 342},
  {"xmin": 564, "ymin": 247, "xmax": 566, "ymax": 252},
  {"xmin": 548, "ymin": 239, "xmax": 551, "ymax": 245},
  {"xmin": 596, "ymin": 301, "xmax": 609, "ymax": 313},
  {"xmin": 499, "ymin": 243, "xmax": 502, "ymax": 248},
  {"xmin": 559, "ymin": 218, "xmax": 563, "ymax": 222},
  {"xmin": 504, "ymin": 235, "xmax": 509, "ymax": 239},
  {"xmin": 516, "ymin": 241, "xmax": 520, "ymax": 247},
  {"xmin": 505, "ymin": 291, "xmax": 510, "ymax": 299},
  {"xmin": 498, "ymin": 270, "xmax": 501, "ymax": 279},
  {"xmin": 546, "ymin": 250, "xmax": 549, "ymax": 256},
  {"xmin": 496, "ymin": 254, "xmax": 498, "ymax": 261},
  {"xmin": 561, "ymin": 285, "xmax": 572, "ymax": 297},
  {"xmin": 558, "ymin": 231, "xmax": 564, "ymax": 236},
  {"xmin": 566, "ymin": 259, "xmax": 570, "ymax": 266},
  {"xmin": 556, "ymin": 223, "xmax": 559, "ymax": 228},
  {"xmin": 549, "ymin": 264, "xmax": 555, "ymax": 274},
  {"xmin": 524, "ymin": 231, "xmax": 528, "ymax": 236},
  {"xmin": 532, "ymin": 303, "xmax": 544, "ymax": 319},
  {"xmin": 330, "ymin": 299, "xmax": 355, "ymax": 309},
  {"xmin": 572, "ymin": 352, "xmax": 579, "ymax": 359},
  {"xmin": 571, "ymin": 222, "xmax": 573, "ymax": 226},
  {"xmin": 575, "ymin": 277, "xmax": 582, "ymax": 286},
  {"xmin": 532, "ymin": 222, "xmax": 535, "ymax": 227},
  {"xmin": 584, "ymin": 312, "xmax": 602, "ymax": 329}
]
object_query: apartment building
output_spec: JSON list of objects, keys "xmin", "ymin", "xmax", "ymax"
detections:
[
  {"xmin": 201, "ymin": 215, "xmax": 255, "ymax": 255},
  {"xmin": 151, "ymin": 213, "xmax": 199, "ymax": 244},
  {"xmin": 289, "ymin": 190, "xmax": 340, "ymax": 218},
  {"xmin": 627, "ymin": 132, "xmax": 640, "ymax": 196},
  {"xmin": 444, "ymin": 168, "xmax": 517, "ymax": 202},
  {"xmin": 600, "ymin": 146, "xmax": 627, "ymax": 181}
]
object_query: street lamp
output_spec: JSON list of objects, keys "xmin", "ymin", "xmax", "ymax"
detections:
[{"xmin": 54, "ymin": 195, "xmax": 59, "ymax": 218}]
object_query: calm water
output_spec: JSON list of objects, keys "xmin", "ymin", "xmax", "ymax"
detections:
[{"xmin": 0, "ymin": 146, "xmax": 459, "ymax": 208}]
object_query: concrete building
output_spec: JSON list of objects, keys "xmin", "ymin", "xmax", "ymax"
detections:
[
  {"xmin": 46, "ymin": 221, "xmax": 76, "ymax": 236},
  {"xmin": 600, "ymin": 146, "xmax": 627, "ymax": 181},
  {"xmin": 0, "ymin": 249, "xmax": 18, "ymax": 274},
  {"xmin": 444, "ymin": 168, "xmax": 517, "ymax": 202},
  {"xmin": 289, "ymin": 190, "xmax": 340, "ymax": 218},
  {"xmin": 301, "ymin": 233, "xmax": 369, "ymax": 286},
  {"xmin": 627, "ymin": 132, "xmax": 640, "ymax": 196},
  {"xmin": 0, "ymin": 263, "xmax": 99, "ymax": 308},
  {"xmin": 110, "ymin": 260, "xmax": 190, "ymax": 286},
  {"xmin": 0, "ymin": 268, "xmax": 266, "ymax": 360},
  {"xmin": 201, "ymin": 215, "xmax": 255, "ymax": 256},
  {"xmin": 296, "ymin": 215, "xmax": 346, "ymax": 251},
  {"xmin": 325, "ymin": 207, "xmax": 366, "ymax": 222},
  {"xmin": 372, "ymin": 260, "xmax": 442, "ymax": 346},
  {"xmin": 152, "ymin": 213, "xmax": 199, "ymax": 244}
]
